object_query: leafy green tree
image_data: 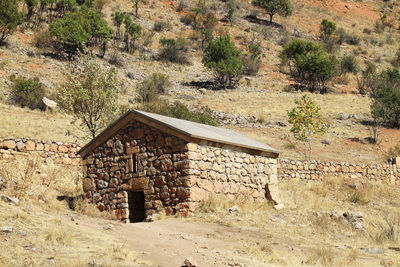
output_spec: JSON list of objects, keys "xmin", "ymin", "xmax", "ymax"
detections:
[
  {"xmin": 11, "ymin": 76, "xmax": 45, "ymax": 110},
  {"xmin": 0, "ymin": 0, "xmax": 24, "ymax": 43},
  {"xmin": 112, "ymin": 11, "xmax": 124, "ymax": 40},
  {"xmin": 58, "ymin": 61, "xmax": 121, "ymax": 138},
  {"xmin": 280, "ymin": 39, "xmax": 322, "ymax": 64},
  {"xmin": 49, "ymin": 7, "xmax": 113, "ymax": 57},
  {"xmin": 371, "ymin": 69, "xmax": 400, "ymax": 128},
  {"xmin": 293, "ymin": 52, "xmax": 337, "ymax": 93},
  {"xmin": 202, "ymin": 34, "xmax": 242, "ymax": 88},
  {"xmin": 125, "ymin": 22, "xmax": 142, "ymax": 53},
  {"xmin": 252, "ymin": 0, "xmax": 292, "ymax": 24},
  {"xmin": 49, "ymin": 13, "xmax": 91, "ymax": 55},
  {"xmin": 281, "ymin": 39, "xmax": 337, "ymax": 93},
  {"xmin": 320, "ymin": 19, "xmax": 336, "ymax": 41},
  {"xmin": 288, "ymin": 95, "xmax": 326, "ymax": 161}
]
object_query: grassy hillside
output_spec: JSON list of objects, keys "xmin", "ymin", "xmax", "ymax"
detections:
[{"xmin": 1, "ymin": 0, "xmax": 400, "ymax": 163}]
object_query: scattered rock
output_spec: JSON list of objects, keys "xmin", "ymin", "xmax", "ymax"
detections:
[
  {"xmin": 48, "ymin": 257, "xmax": 55, "ymax": 265},
  {"xmin": 42, "ymin": 97, "xmax": 57, "ymax": 111},
  {"xmin": 126, "ymin": 72, "xmax": 135, "ymax": 80},
  {"xmin": 103, "ymin": 224, "xmax": 114, "ymax": 230},
  {"xmin": 1, "ymin": 195, "xmax": 19, "ymax": 205},
  {"xmin": 274, "ymin": 203, "xmax": 285, "ymax": 210},
  {"xmin": 389, "ymin": 247, "xmax": 400, "ymax": 252},
  {"xmin": 276, "ymin": 121, "xmax": 287, "ymax": 127},
  {"xmin": 321, "ymin": 140, "xmax": 330, "ymax": 145},
  {"xmin": 0, "ymin": 177, "xmax": 4, "ymax": 189},
  {"xmin": 19, "ymin": 230, "xmax": 27, "ymax": 236},
  {"xmin": 360, "ymin": 247, "xmax": 384, "ymax": 254},
  {"xmin": 1, "ymin": 226, "xmax": 13, "ymax": 233},
  {"xmin": 343, "ymin": 211, "xmax": 367, "ymax": 232},
  {"xmin": 228, "ymin": 205, "xmax": 240, "ymax": 213},
  {"xmin": 183, "ymin": 257, "xmax": 197, "ymax": 267}
]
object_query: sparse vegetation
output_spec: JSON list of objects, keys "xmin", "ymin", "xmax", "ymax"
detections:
[
  {"xmin": 158, "ymin": 37, "xmax": 188, "ymax": 64},
  {"xmin": 137, "ymin": 73, "xmax": 170, "ymax": 103},
  {"xmin": 10, "ymin": 76, "xmax": 45, "ymax": 110}
]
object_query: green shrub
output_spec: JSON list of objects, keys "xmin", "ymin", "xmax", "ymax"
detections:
[
  {"xmin": 158, "ymin": 37, "xmax": 188, "ymax": 64},
  {"xmin": 242, "ymin": 42, "xmax": 262, "ymax": 75},
  {"xmin": 202, "ymin": 34, "xmax": 242, "ymax": 88},
  {"xmin": 34, "ymin": 30, "xmax": 53, "ymax": 49},
  {"xmin": 293, "ymin": 52, "xmax": 337, "ymax": 94},
  {"xmin": 11, "ymin": 76, "xmax": 45, "ymax": 110},
  {"xmin": 371, "ymin": 69, "xmax": 400, "ymax": 128},
  {"xmin": 141, "ymin": 100, "xmax": 218, "ymax": 126},
  {"xmin": 153, "ymin": 21, "xmax": 169, "ymax": 32},
  {"xmin": 340, "ymin": 55, "xmax": 358, "ymax": 75},
  {"xmin": 0, "ymin": 0, "xmax": 24, "ymax": 43},
  {"xmin": 137, "ymin": 73, "xmax": 170, "ymax": 103},
  {"xmin": 320, "ymin": 19, "xmax": 336, "ymax": 41},
  {"xmin": 344, "ymin": 33, "xmax": 360, "ymax": 45}
]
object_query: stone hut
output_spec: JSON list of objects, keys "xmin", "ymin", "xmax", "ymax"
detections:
[{"xmin": 78, "ymin": 110, "xmax": 280, "ymax": 222}]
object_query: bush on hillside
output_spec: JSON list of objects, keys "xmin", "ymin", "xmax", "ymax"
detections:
[
  {"xmin": 371, "ymin": 69, "xmax": 400, "ymax": 128},
  {"xmin": 137, "ymin": 73, "xmax": 170, "ymax": 103},
  {"xmin": 202, "ymin": 34, "xmax": 242, "ymax": 88},
  {"xmin": 158, "ymin": 37, "xmax": 188, "ymax": 64},
  {"xmin": 11, "ymin": 76, "xmax": 45, "ymax": 110}
]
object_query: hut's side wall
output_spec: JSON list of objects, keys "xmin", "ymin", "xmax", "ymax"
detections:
[
  {"xmin": 82, "ymin": 120, "xmax": 192, "ymax": 221},
  {"xmin": 186, "ymin": 143, "xmax": 278, "ymax": 204}
]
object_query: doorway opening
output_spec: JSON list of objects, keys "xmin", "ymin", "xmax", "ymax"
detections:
[{"xmin": 128, "ymin": 191, "xmax": 145, "ymax": 222}]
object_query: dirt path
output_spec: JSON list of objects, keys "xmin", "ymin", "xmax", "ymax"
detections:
[{"xmin": 78, "ymin": 217, "xmax": 278, "ymax": 267}]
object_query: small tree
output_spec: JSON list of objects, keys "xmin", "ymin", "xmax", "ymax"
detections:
[
  {"xmin": 112, "ymin": 11, "xmax": 124, "ymax": 40},
  {"xmin": 58, "ymin": 61, "xmax": 121, "ymax": 138},
  {"xmin": 226, "ymin": 1, "xmax": 236, "ymax": 26},
  {"xmin": 320, "ymin": 19, "xmax": 336, "ymax": 41},
  {"xmin": 132, "ymin": 0, "xmax": 144, "ymax": 18},
  {"xmin": 202, "ymin": 34, "xmax": 242, "ymax": 88},
  {"xmin": 293, "ymin": 52, "xmax": 337, "ymax": 93},
  {"xmin": 371, "ymin": 69, "xmax": 400, "ymax": 128},
  {"xmin": 0, "ymin": 0, "xmax": 24, "ymax": 44},
  {"xmin": 288, "ymin": 95, "xmax": 326, "ymax": 161},
  {"xmin": 252, "ymin": 0, "xmax": 292, "ymax": 24}
]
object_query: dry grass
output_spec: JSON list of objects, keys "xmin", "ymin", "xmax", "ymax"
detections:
[
  {"xmin": 0, "ymin": 103, "xmax": 87, "ymax": 143},
  {"xmin": 0, "ymin": 156, "xmax": 148, "ymax": 266},
  {"xmin": 192, "ymin": 177, "xmax": 400, "ymax": 266}
]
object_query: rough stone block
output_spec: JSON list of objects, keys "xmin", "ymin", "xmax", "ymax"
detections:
[{"xmin": 2, "ymin": 140, "xmax": 16, "ymax": 150}]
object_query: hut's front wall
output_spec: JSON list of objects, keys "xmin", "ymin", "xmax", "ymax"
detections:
[{"xmin": 82, "ymin": 120, "xmax": 192, "ymax": 222}]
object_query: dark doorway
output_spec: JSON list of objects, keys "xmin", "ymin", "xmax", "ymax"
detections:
[{"xmin": 128, "ymin": 191, "xmax": 145, "ymax": 222}]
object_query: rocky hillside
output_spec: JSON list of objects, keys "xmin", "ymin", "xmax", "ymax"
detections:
[{"xmin": 1, "ymin": 0, "xmax": 400, "ymax": 163}]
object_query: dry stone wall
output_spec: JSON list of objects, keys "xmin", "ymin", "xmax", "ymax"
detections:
[
  {"xmin": 0, "ymin": 137, "xmax": 82, "ymax": 165},
  {"xmin": 278, "ymin": 159, "xmax": 400, "ymax": 184}
]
